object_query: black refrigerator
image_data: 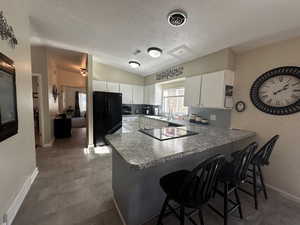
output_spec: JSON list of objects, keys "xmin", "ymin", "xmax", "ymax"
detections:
[{"xmin": 93, "ymin": 91, "xmax": 122, "ymax": 146}]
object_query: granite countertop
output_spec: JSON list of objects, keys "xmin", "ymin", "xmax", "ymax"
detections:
[{"xmin": 106, "ymin": 116, "xmax": 255, "ymax": 170}]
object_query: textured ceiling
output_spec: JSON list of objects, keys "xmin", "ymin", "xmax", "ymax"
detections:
[{"xmin": 29, "ymin": 0, "xmax": 300, "ymax": 76}]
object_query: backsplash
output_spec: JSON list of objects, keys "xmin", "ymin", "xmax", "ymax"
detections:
[
  {"xmin": 189, "ymin": 107, "xmax": 231, "ymax": 128},
  {"xmin": 122, "ymin": 104, "xmax": 160, "ymax": 115}
]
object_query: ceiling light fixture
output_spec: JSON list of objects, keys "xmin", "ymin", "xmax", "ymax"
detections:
[
  {"xmin": 168, "ymin": 10, "xmax": 187, "ymax": 27},
  {"xmin": 129, "ymin": 60, "xmax": 140, "ymax": 68},
  {"xmin": 147, "ymin": 47, "xmax": 163, "ymax": 58},
  {"xmin": 80, "ymin": 68, "xmax": 87, "ymax": 77}
]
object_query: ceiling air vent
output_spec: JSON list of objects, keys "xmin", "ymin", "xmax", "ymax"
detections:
[{"xmin": 168, "ymin": 10, "xmax": 187, "ymax": 27}]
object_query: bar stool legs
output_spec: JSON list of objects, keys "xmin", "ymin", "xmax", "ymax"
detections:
[
  {"xmin": 157, "ymin": 197, "xmax": 169, "ymax": 225},
  {"xmin": 258, "ymin": 165, "xmax": 268, "ymax": 200},
  {"xmin": 253, "ymin": 166, "xmax": 258, "ymax": 210}
]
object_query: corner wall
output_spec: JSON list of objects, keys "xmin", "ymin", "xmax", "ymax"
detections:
[
  {"xmin": 231, "ymin": 37, "xmax": 300, "ymax": 199},
  {"xmin": 0, "ymin": 0, "xmax": 36, "ymax": 219}
]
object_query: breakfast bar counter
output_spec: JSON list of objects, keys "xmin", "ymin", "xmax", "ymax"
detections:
[{"xmin": 106, "ymin": 120, "xmax": 255, "ymax": 225}]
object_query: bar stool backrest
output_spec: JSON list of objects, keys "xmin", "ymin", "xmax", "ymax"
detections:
[
  {"xmin": 233, "ymin": 142, "xmax": 258, "ymax": 183},
  {"xmin": 178, "ymin": 154, "xmax": 225, "ymax": 204},
  {"xmin": 253, "ymin": 135, "xmax": 279, "ymax": 166}
]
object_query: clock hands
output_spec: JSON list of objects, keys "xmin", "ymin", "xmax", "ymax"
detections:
[{"xmin": 273, "ymin": 84, "xmax": 289, "ymax": 95}]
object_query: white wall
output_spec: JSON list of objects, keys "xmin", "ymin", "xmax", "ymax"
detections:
[
  {"xmin": 0, "ymin": 0, "xmax": 36, "ymax": 219},
  {"xmin": 231, "ymin": 37, "xmax": 300, "ymax": 199}
]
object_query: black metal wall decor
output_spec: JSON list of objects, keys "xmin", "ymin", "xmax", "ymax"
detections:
[
  {"xmin": 0, "ymin": 11, "xmax": 18, "ymax": 48},
  {"xmin": 250, "ymin": 66, "xmax": 300, "ymax": 115},
  {"xmin": 156, "ymin": 66, "xmax": 184, "ymax": 81}
]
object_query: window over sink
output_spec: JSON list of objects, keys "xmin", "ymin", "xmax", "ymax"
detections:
[{"xmin": 162, "ymin": 87, "xmax": 188, "ymax": 118}]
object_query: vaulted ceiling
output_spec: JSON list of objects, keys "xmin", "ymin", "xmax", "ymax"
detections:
[{"xmin": 29, "ymin": 0, "xmax": 300, "ymax": 76}]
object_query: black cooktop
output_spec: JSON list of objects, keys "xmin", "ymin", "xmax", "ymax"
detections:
[{"xmin": 139, "ymin": 127, "xmax": 198, "ymax": 141}]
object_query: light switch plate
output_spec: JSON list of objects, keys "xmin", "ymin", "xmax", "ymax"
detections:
[{"xmin": 210, "ymin": 114, "xmax": 217, "ymax": 121}]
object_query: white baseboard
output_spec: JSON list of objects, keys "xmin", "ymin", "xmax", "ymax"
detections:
[
  {"xmin": 42, "ymin": 139, "xmax": 54, "ymax": 148},
  {"xmin": 113, "ymin": 196, "xmax": 127, "ymax": 225},
  {"xmin": 5, "ymin": 168, "xmax": 39, "ymax": 225},
  {"xmin": 266, "ymin": 183, "xmax": 300, "ymax": 204},
  {"xmin": 87, "ymin": 144, "xmax": 94, "ymax": 150}
]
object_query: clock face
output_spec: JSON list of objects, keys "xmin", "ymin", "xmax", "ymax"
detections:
[
  {"xmin": 259, "ymin": 75, "xmax": 300, "ymax": 107},
  {"xmin": 250, "ymin": 67, "xmax": 300, "ymax": 115}
]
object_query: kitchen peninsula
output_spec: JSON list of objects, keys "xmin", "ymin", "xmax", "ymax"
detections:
[{"xmin": 106, "ymin": 117, "xmax": 255, "ymax": 225}]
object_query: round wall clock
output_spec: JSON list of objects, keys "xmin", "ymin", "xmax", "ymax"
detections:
[
  {"xmin": 250, "ymin": 66, "xmax": 300, "ymax": 115},
  {"xmin": 235, "ymin": 101, "xmax": 246, "ymax": 112}
]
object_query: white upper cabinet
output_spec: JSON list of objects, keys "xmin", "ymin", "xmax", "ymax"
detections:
[
  {"xmin": 132, "ymin": 85, "xmax": 144, "ymax": 104},
  {"xmin": 184, "ymin": 75, "xmax": 202, "ymax": 107},
  {"xmin": 93, "ymin": 80, "xmax": 107, "ymax": 92},
  {"xmin": 144, "ymin": 84, "xmax": 162, "ymax": 105},
  {"xmin": 184, "ymin": 70, "xmax": 235, "ymax": 109},
  {"xmin": 120, "ymin": 84, "xmax": 133, "ymax": 104},
  {"xmin": 107, "ymin": 82, "xmax": 120, "ymax": 93},
  {"xmin": 200, "ymin": 70, "xmax": 235, "ymax": 109}
]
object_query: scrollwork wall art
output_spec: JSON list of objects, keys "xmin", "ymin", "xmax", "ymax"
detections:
[{"xmin": 0, "ymin": 11, "xmax": 18, "ymax": 48}]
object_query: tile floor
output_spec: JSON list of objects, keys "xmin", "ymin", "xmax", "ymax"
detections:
[{"xmin": 13, "ymin": 128, "xmax": 300, "ymax": 225}]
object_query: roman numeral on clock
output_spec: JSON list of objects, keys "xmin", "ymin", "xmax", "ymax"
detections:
[{"xmin": 292, "ymin": 81, "xmax": 300, "ymax": 87}]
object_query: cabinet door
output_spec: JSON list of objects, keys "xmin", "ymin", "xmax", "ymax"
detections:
[
  {"xmin": 107, "ymin": 82, "xmax": 120, "ymax": 93},
  {"xmin": 200, "ymin": 71, "xmax": 225, "ymax": 108},
  {"xmin": 133, "ymin": 85, "xmax": 144, "ymax": 104},
  {"xmin": 184, "ymin": 75, "xmax": 202, "ymax": 106},
  {"xmin": 93, "ymin": 80, "xmax": 107, "ymax": 92},
  {"xmin": 144, "ymin": 86, "xmax": 150, "ymax": 105},
  {"xmin": 154, "ymin": 84, "xmax": 162, "ymax": 105},
  {"xmin": 148, "ymin": 85, "xmax": 155, "ymax": 105},
  {"xmin": 120, "ymin": 84, "xmax": 133, "ymax": 104}
]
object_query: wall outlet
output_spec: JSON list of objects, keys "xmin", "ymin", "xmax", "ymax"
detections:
[{"xmin": 210, "ymin": 114, "xmax": 217, "ymax": 121}]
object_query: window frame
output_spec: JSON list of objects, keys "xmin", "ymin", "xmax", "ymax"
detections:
[{"xmin": 161, "ymin": 86, "xmax": 188, "ymax": 116}]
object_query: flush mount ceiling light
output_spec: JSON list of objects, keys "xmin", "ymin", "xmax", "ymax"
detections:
[
  {"xmin": 80, "ymin": 68, "xmax": 87, "ymax": 77},
  {"xmin": 167, "ymin": 9, "xmax": 187, "ymax": 27},
  {"xmin": 147, "ymin": 47, "xmax": 163, "ymax": 58},
  {"xmin": 129, "ymin": 60, "xmax": 140, "ymax": 68}
]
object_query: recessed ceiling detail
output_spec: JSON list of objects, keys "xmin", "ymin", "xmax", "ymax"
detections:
[
  {"xmin": 167, "ymin": 9, "xmax": 187, "ymax": 27},
  {"xmin": 147, "ymin": 47, "xmax": 163, "ymax": 58}
]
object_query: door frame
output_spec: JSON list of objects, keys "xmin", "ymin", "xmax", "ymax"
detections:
[{"xmin": 32, "ymin": 73, "xmax": 45, "ymax": 146}]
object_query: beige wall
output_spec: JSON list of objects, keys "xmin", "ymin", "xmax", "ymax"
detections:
[
  {"xmin": 0, "ymin": 0, "xmax": 36, "ymax": 218},
  {"xmin": 231, "ymin": 37, "xmax": 300, "ymax": 199},
  {"xmin": 145, "ymin": 49, "xmax": 235, "ymax": 85},
  {"xmin": 93, "ymin": 61, "xmax": 144, "ymax": 85}
]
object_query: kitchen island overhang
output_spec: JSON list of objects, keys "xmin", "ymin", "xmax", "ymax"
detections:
[{"xmin": 106, "ymin": 125, "xmax": 255, "ymax": 225}]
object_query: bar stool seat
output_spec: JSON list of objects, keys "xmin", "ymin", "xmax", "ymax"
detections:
[
  {"xmin": 160, "ymin": 170, "xmax": 191, "ymax": 202},
  {"xmin": 157, "ymin": 154, "xmax": 225, "ymax": 225}
]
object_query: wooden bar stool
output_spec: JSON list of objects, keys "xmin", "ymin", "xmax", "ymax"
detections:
[
  {"xmin": 239, "ymin": 135, "xmax": 279, "ymax": 209},
  {"xmin": 209, "ymin": 142, "xmax": 258, "ymax": 225},
  {"xmin": 157, "ymin": 154, "xmax": 225, "ymax": 225}
]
